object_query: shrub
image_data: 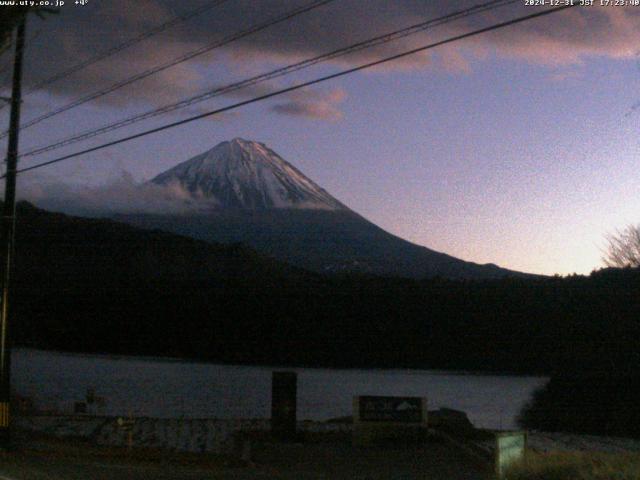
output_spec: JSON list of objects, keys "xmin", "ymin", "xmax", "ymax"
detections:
[{"xmin": 518, "ymin": 374, "xmax": 640, "ymax": 438}]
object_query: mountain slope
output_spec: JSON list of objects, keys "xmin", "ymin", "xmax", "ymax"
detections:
[
  {"xmin": 120, "ymin": 209, "xmax": 521, "ymax": 279},
  {"xmin": 117, "ymin": 138, "xmax": 528, "ymax": 279},
  {"xmin": 13, "ymin": 201, "xmax": 312, "ymax": 287},
  {"xmin": 10, "ymin": 201, "xmax": 325, "ymax": 360}
]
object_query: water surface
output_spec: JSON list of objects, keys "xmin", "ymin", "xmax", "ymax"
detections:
[{"xmin": 13, "ymin": 348, "xmax": 547, "ymax": 430}]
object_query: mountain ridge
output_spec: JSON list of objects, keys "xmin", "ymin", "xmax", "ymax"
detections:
[
  {"xmin": 118, "ymin": 138, "xmax": 533, "ymax": 280},
  {"xmin": 118, "ymin": 208, "xmax": 527, "ymax": 279}
]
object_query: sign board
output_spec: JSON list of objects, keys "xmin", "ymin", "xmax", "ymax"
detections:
[
  {"xmin": 358, "ymin": 396, "xmax": 424, "ymax": 423},
  {"xmin": 495, "ymin": 431, "xmax": 527, "ymax": 478},
  {"xmin": 117, "ymin": 417, "xmax": 135, "ymax": 431},
  {"xmin": 353, "ymin": 396, "xmax": 427, "ymax": 446}
]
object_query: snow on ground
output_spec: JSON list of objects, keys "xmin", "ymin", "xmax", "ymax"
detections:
[
  {"xmin": 527, "ymin": 432, "xmax": 640, "ymax": 454},
  {"xmin": 478, "ymin": 431, "xmax": 640, "ymax": 455}
]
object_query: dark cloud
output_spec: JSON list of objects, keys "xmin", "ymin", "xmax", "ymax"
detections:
[
  {"xmin": 270, "ymin": 87, "xmax": 346, "ymax": 120},
  {"xmin": 18, "ymin": 0, "xmax": 640, "ymax": 112}
]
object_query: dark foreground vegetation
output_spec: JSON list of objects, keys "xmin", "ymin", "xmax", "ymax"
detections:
[
  {"xmin": 518, "ymin": 374, "xmax": 640, "ymax": 438},
  {"xmin": 10, "ymin": 202, "xmax": 640, "ymax": 375},
  {"xmin": 8, "ymin": 203, "xmax": 640, "ymax": 437}
]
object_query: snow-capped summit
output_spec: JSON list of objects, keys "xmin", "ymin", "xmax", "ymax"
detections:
[
  {"xmin": 122, "ymin": 138, "xmax": 531, "ymax": 279},
  {"xmin": 151, "ymin": 138, "xmax": 346, "ymax": 211}
]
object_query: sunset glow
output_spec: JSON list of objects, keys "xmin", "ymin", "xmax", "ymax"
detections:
[{"xmin": 3, "ymin": 0, "xmax": 639, "ymax": 276}]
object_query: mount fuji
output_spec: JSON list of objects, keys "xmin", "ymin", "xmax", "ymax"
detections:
[
  {"xmin": 151, "ymin": 138, "xmax": 347, "ymax": 211},
  {"xmin": 118, "ymin": 138, "xmax": 526, "ymax": 279}
]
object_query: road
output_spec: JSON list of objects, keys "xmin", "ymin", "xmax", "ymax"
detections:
[{"xmin": 0, "ymin": 433, "xmax": 492, "ymax": 479}]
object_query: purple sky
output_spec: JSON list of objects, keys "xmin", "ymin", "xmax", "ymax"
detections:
[{"xmin": 1, "ymin": 0, "xmax": 639, "ymax": 275}]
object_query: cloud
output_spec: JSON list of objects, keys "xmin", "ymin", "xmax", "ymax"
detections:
[
  {"xmin": 21, "ymin": 0, "xmax": 640, "ymax": 112},
  {"xmin": 178, "ymin": 80, "xmax": 346, "ymax": 121},
  {"xmin": 270, "ymin": 87, "xmax": 346, "ymax": 120},
  {"xmin": 18, "ymin": 171, "xmax": 208, "ymax": 217},
  {"xmin": 198, "ymin": 1, "xmax": 640, "ymax": 67},
  {"xmin": 469, "ymin": 5, "xmax": 639, "ymax": 65},
  {"xmin": 23, "ymin": 0, "xmax": 209, "ymax": 108}
]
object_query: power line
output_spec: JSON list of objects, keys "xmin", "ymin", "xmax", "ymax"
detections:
[
  {"xmin": 21, "ymin": 0, "xmax": 518, "ymax": 159},
  {"xmin": 0, "ymin": 0, "xmax": 230, "ymax": 111},
  {"xmin": 13, "ymin": 4, "xmax": 576, "ymax": 177},
  {"xmin": 0, "ymin": 0, "xmax": 336, "ymax": 138}
]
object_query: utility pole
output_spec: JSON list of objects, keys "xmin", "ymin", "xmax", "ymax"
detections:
[{"xmin": 0, "ymin": 17, "xmax": 26, "ymax": 450}]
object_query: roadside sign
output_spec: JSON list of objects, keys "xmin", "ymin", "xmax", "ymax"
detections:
[
  {"xmin": 353, "ymin": 395, "xmax": 427, "ymax": 446},
  {"xmin": 495, "ymin": 431, "xmax": 527, "ymax": 478},
  {"xmin": 117, "ymin": 417, "xmax": 134, "ymax": 431},
  {"xmin": 358, "ymin": 396, "xmax": 424, "ymax": 423}
]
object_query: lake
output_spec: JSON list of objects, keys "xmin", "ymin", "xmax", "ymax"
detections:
[{"xmin": 13, "ymin": 348, "xmax": 547, "ymax": 430}]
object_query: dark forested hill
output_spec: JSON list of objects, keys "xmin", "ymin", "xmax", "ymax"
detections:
[{"xmin": 8, "ymin": 202, "xmax": 640, "ymax": 374}]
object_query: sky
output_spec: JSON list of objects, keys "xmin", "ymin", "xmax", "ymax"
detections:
[{"xmin": 0, "ymin": 0, "xmax": 639, "ymax": 276}]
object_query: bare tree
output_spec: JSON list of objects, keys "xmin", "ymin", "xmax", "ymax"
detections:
[{"xmin": 603, "ymin": 225, "xmax": 640, "ymax": 268}]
